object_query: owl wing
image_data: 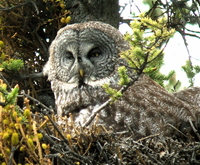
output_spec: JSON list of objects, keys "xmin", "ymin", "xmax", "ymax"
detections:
[
  {"xmin": 101, "ymin": 75, "xmax": 200, "ymax": 139},
  {"xmin": 173, "ymin": 87, "xmax": 200, "ymax": 107}
]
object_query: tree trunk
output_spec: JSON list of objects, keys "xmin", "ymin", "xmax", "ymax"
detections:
[{"xmin": 68, "ymin": 0, "xmax": 120, "ymax": 28}]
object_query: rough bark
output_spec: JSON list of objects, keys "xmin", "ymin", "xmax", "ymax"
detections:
[{"xmin": 67, "ymin": 0, "xmax": 120, "ymax": 28}]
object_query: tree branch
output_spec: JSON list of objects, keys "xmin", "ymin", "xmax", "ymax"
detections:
[{"xmin": 0, "ymin": 1, "xmax": 39, "ymax": 14}]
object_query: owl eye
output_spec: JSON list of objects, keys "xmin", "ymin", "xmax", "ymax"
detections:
[
  {"xmin": 61, "ymin": 51, "xmax": 74, "ymax": 66},
  {"xmin": 65, "ymin": 51, "xmax": 74, "ymax": 60},
  {"xmin": 90, "ymin": 53, "xmax": 99, "ymax": 57},
  {"xmin": 88, "ymin": 48, "xmax": 102, "ymax": 59}
]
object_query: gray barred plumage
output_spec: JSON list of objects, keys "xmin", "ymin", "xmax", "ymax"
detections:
[{"xmin": 44, "ymin": 21, "xmax": 200, "ymax": 140}]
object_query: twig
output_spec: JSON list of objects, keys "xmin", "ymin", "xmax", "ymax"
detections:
[
  {"xmin": 0, "ymin": 2, "xmax": 30, "ymax": 11},
  {"xmin": 119, "ymin": 3, "xmax": 128, "ymax": 15},
  {"xmin": 132, "ymin": 0, "xmax": 141, "ymax": 13},
  {"xmin": 33, "ymin": 121, "xmax": 43, "ymax": 164},
  {"xmin": 177, "ymin": 27, "xmax": 193, "ymax": 66},
  {"xmin": 173, "ymin": 80, "xmax": 180, "ymax": 92},
  {"xmin": 21, "ymin": 91, "xmax": 52, "ymax": 112},
  {"xmin": 137, "ymin": 133, "xmax": 160, "ymax": 142},
  {"xmin": 8, "ymin": 146, "xmax": 16, "ymax": 165},
  {"xmin": 0, "ymin": 73, "xmax": 11, "ymax": 90},
  {"xmin": 185, "ymin": 27, "xmax": 200, "ymax": 34},
  {"xmin": 82, "ymin": 98, "xmax": 112, "ymax": 127},
  {"xmin": 45, "ymin": 153, "xmax": 73, "ymax": 164},
  {"xmin": 0, "ymin": 1, "xmax": 39, "ymax": 14},
  {"xmin": 189, "ymin": 118, "xmax": 200, "ymax": 141},
  {"xmin": 135, "ymin": 149, "xmax": 147, "ymax": 165},
  {"xmin": 183, "ymin": 32, "xmax": 200, "ymax": 39},
  {"xmin": 82, "ymin": 84, "xmax": 130, "ymax": 127},
  {"xmin": 96, "ymin": 141, "xmax": 109, "ymax": 164},
  {"xmin": 34, "ymin": 32, "xmax": 48, "ymax": 58},
  {"xmin": 21, "ymin": 72, "xmax": 44, "ymax": 80},
  {"xmin": 147, "ymin": 38, "xmax": 170, "ymax": 64},
  {"xmin": 30, "ymin": 1, "xmax": 39, "ymax": 14},
  {"xmin": 167, "ymin": 123, "xmax": 187, "ymax": 137}
]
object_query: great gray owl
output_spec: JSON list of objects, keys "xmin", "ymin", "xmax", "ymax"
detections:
[{"xmin": 44, "ymin": 21, "xmax": 200, "ymax": 140}]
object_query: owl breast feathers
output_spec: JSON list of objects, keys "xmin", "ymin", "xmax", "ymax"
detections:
[{"xmin": 44, "ymin": 21, "xmax": 200, "ymax": 140}]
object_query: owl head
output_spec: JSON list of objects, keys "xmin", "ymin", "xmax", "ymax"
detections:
[{"xmin": 44, "ymin": 21, "xmax": 129, "ymax": 89}]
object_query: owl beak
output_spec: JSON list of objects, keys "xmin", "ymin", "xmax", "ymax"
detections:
[{"xmin": 79, "ymin": 69, "xmax": 84, "ymax": 77}]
